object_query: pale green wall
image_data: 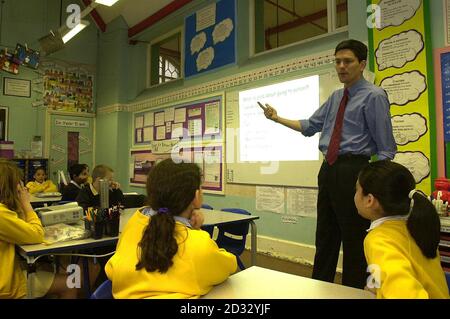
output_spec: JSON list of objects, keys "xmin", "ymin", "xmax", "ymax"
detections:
[
  {"xmin": 0, "ymin": 0, "xmax": 98, "ymax": 155},
  {"xmin": 5, "ymin": 0, "xmax": 442, "ymax": 247}
]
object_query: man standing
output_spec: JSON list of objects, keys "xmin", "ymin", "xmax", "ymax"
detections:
[{"xmin": 262, "ymin": 39, "xmax": 397, "ymax": 288}]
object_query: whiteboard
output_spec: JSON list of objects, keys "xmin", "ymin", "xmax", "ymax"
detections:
[{"xmin": 225, "ymin": 69, "xmax": 348, "ymax": 187}]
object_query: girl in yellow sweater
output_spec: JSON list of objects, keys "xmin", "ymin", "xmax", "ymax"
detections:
[
  {"xmin": 26, "ymin": 166, "xmax": 58, "ymax": 194},
  {"xmin": 106, "ymin": 158, "xmax": 237, "ymax": 298},
  {"xmin": 354, "ymin": 160, "xmax": 449, "ymax": 299},
  {"xmin": 0, "ymin": 160, "xmax": 76, "ymax": 298}
]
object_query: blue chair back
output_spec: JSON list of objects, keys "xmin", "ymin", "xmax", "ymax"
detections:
[
  {"xmin": 216, "ymin": 208, "xmax": 251, "ymax": 270},
  {"xmin": 90, "ymin": 280, "xmax": 113, "ymax": 299},
  {"xmin": 445, "ymin": 272, "xmax": 450, "ymax": 293},
  {"xmin": 201, "ymin": 204, "xmax": 214, "ymax": 237},
  {"xmin": 202, "ymin": 204, "xmax": 214, "ymax": 210}
]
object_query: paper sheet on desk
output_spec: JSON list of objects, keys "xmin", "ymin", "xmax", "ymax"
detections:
[{"xmin": 43, "ymin": 223, "xmax": 89, "ymax": 244}]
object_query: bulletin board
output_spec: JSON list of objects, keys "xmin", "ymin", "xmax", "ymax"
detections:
[
  {"xmin": 131, "ymin": 94, "xmax": 225, "ymax": 194},
  {"xmin": 184, "ymin": 0, "xmax": 236, "ymax": 78},
  {"xmin": 40, "ymin": 61, "xmax": 94, "ymax": 113},
  {"xmin": 133, "ymin": 94, "xmax": 223, "ymax": 145}
]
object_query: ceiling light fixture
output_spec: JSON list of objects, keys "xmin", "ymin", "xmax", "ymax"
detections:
[
  {"xmin": 61, "ymin": 20, "xmax": 90, "ymax": 43},
  {"xmin": 94, "ymin": 0, "xmax": 120, "ymax": 6}
]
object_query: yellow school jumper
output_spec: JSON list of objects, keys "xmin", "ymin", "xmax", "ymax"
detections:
[
  {"xmin": 0, "ymin": 203, "xmax": 44, "ymax": 299},
  {"xmin": 105, "ymin": 209, "xmax": 237, "ymax": 299},
  {"xmin": 26, "ymin": 180, "xmax": 58, "ymax": 194},
  {"xmin": 364, "ymin": 218, "xmax": 449, "ymax": 299}
]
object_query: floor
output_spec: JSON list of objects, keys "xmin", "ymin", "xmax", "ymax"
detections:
[{"xmin": 239, "ymin": 250, "xmax": 343, "ymax": 285}]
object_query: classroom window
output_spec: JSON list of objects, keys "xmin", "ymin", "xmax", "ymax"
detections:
[
  {"xmin": 253, "ymin": 0, "xmax": 348, "ymax": 54},
  {"xmin": 149, "ymin": 32, "xmax": 181, "ymax": 86}
]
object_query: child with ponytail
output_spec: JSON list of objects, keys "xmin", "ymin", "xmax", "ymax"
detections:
[
  {"xmin": 354, "ymin": 160, "xmax": 449, "ymax": 298},
  {"xmin": 105, "ymin": 159, "xmax": 237, "ymax": 298}
]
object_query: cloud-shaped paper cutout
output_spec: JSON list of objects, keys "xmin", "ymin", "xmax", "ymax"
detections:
[
  {"xmin": 380, "ymin": 71, "xmax": 427, "ymax": 106},
  {"xmin": 212, "ymin": 18, "xmax": 234, "ymax": 45},
  {"xmin": 196, "ymin": 47, "xmax": 214, "ymax": 71},
  {"xmin": 190, "ymin": 32, "xmax": 206, "ymax": 55},
  {"xmin": 375, "ymin": 30, "xmax": 424, "ymax": 71},
  {"xmin": 378, "ymin": 0, "xmax": 421, "ymax": 30},
  {"xmin": 393, "ymin": 151, "xmax": 430, "ymax": 184},
  {"xmin": 391, "ymin": 113, "xmax": 427, "ymax": 146}
]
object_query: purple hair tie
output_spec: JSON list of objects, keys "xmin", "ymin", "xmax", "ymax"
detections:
[{"xmin": 157, "ymin": 207, "xmax": 170, "ymax": 214}]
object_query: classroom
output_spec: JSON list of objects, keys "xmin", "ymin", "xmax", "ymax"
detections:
[{"xmin": 0, "ymin": 0, "xmax": 449, "ymax": 302}]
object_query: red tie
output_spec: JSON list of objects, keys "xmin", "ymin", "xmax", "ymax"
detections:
[{"xmin": 326, "ymin": 88, "xmax": 349, "ymax": 165}]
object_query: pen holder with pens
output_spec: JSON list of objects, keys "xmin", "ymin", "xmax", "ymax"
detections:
[
  {"xmin": 84, "ymin": 207, "xmax": 106, "ymax": 240},
  {"xmin": 84, "ymin": 218, "xmax": 105, "ymax": 240},
  {"xmin": 84, "ymin": 206, "xmax": 121, "ymax": 239},
  {"xmin": 105, "ymin": 206, "xmax": 121, "ymax": 237}
]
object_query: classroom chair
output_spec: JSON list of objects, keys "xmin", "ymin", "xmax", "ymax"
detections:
[
  {"xmin": 90, "ymin": 280, "xmax": 113, "ymax": 299},
  {"xmin": 201, "ymin": 204, "xmax": 214, "ymax": 238},
  {"xmin": 445, "ymin": 272, "xmax": 450, "ymax": 293},
  {"xmin": 122, "ymin": 194, "xmax": 147, "ymax": 208},
  {"xmin": 216, "ymin": 208, "xmax": 251, "ymax": 270}
]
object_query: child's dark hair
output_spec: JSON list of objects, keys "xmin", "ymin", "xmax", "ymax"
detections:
[
  {"xmin": 335, "ymin": 39, "xmax": 368, "ymax": 62},
  {"xmin": 34, "ymin": 166, "xmax": 46, "ymax": 175},
  {"xmin": 136, "ymin": 158, "xmax": 202, "ymax": 273},
  {"xmin": 68, "ymin": 163, "xmax": 86, "ymax": 180},
  {"xmin": 358, "ymin": 160, "xmax": 440, "ymax": 259}
]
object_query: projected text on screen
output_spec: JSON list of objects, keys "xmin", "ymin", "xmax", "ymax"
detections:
[{"xmin": 239, "ymin": 75, "xmax": 320, "ymax": 162}]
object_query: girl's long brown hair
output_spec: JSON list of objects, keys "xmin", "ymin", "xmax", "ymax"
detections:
[{"xmin": 0, "ymin": 160, "xmax": 24, "ymax": 215}]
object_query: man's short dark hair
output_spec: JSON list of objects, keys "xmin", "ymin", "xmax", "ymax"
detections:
[
  {"xmin": 335, "ymin": 39, "xmax": 368, "ymax": 62},
  {"xmin": 69, "ymin": 163, "xmax": 86, "ymax": 180}
]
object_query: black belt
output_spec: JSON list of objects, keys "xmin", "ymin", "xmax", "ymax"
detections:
[{"xmin": 324, "ymin": 153, "xmax": 370, "ymax": 163}]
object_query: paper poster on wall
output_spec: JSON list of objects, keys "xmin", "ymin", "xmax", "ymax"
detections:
[
  {"xmin": 185, "ymin": 0, "xmax": 236, "ymax": 78},
  {"xmin": 204, "ymin": 101, "xmax": 220, "ymax": 134},
  {"xmin": 286, "ymin": 188, "xmax": 318, "ymax": 218},
  {"xmin": 144, "ymin": 112, "xmax": 154, "ymax": 126},
  {"xmin": 174, "ymin": 108, "xmax": 186, "ymax": 123},
  {"xmin": 255, "ymin": 186, "xmax": 284, "ymax": 214},
  {"xmin": 155, "ymin": 112, "xmax": 165, "ymax": 126}
]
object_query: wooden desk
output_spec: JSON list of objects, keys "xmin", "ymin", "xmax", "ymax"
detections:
[{"xmin": 203, "ymin": 266, "xmax": 375, "ymax": 299}]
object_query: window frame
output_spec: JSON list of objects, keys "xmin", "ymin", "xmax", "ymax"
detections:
[
  {"xmin": 147, "ymin": 26, "xmax": 184, "ymax": 88},
  {"xmin": 250, "ymin": 0, "xmax": 349, "ymax": 57}
]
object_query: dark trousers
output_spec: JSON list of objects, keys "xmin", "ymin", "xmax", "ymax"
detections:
[{"xmin": 312, "ymin": 155, "xmax": 370, "ymax": 289}]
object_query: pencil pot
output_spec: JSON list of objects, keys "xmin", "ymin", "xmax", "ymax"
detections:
[
  {"xmin": 92, "ymin": 221, "xmax": 105, "ymax": 239},
  {"xmin": 105, "ymin": 217, "xmax": 120, "ymax": 237}
]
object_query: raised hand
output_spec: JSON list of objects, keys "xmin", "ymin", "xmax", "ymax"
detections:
[
  {"xmin": 189, "ymin": 209, "xmax": 205, "ymax": 230},
  {"xmin": 261, "ymin": 103, "xmax": 279, "ymax": 122}
]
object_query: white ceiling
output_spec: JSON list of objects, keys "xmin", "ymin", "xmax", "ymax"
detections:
[{"xmin": 93, "ymin": 0, "xmax": 174, "ymax": 27}]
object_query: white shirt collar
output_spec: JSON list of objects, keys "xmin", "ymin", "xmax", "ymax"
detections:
[
  {"xmin": 141, "ymin": 207, "xmax": 192, "ymax": 228},
  {"xmin": 367, "ymin": 215, "xmax": 408, "ymax": 232},
  {"xmin": 70, "ymin": 180, "xmax": 83, "ymax": 189}
]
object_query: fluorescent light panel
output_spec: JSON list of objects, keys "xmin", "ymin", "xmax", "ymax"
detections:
[
  {"xmin": 95, "ymin": 0, "xmax": 119, "ymax": 6},
  {"xmin": 62, "ymin": 20, "xmax": 90, "ymax": 43}
]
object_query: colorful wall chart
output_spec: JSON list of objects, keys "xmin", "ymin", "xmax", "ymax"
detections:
[
  {"xmin": 368, "ymin": 0, "xmax": 435, "ymax": 193},
  {"xmin": 41, "ymin": 61, "xmax": 94, "ymax": 113}
]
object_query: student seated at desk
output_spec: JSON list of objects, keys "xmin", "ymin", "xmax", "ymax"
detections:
[
  {"xmin": 105, "ymin": 159, "xmax": 237, "ymax": 299},
  {"xmin": 61, "ymin": 163, "xmax": 89, "ymax": 201},
  {"xmin": 355, "ymin": 160, "xmax": 449, "ymax": 299},
  {"xmin": 76, "ymin": 164, "xmax": 124, "ymax": 210},
  {"xmin": 0, "ymin": 160, "xmax": 76, "ymax": 299},
  {"xmin": 26, "ymin": 166, "xmax": 58, "ymax": 195}
]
